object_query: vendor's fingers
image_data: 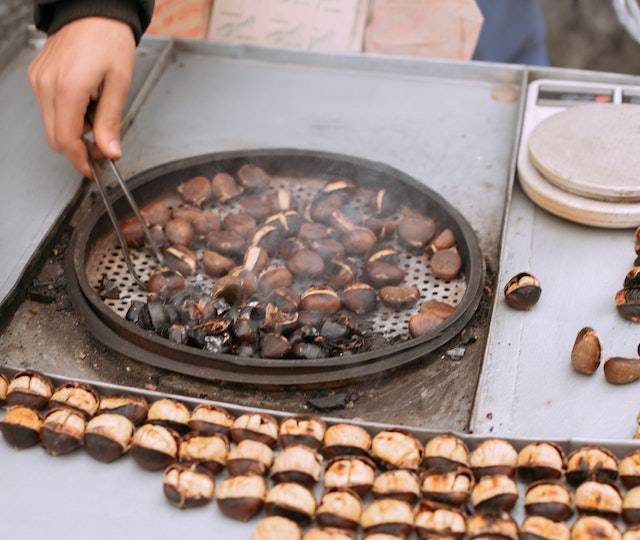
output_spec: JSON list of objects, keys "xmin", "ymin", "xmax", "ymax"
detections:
[
  {"xmin": 28, "ymin": 50, "xmax": 59, "ymax": 152},
  {"xmin": 93, "ymin": 68, "xmax": 131, "ymax": 160}
]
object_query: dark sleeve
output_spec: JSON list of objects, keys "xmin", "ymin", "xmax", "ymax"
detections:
[{"xmin": 33, "ymin": 0, "xmax": 155, "ymax": 44}]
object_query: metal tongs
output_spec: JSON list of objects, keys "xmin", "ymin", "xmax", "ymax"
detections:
[{"xmin": 84, "ymin": 107, "xmax": 163, "ymax": 290}]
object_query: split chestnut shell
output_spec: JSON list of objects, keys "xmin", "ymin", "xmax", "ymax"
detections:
[
  {"xmin": 188, "ymin": 404, "xmax": 234, "ymax": 436},
  {"xmin": 371, "ymin": 430, "xmax": 423, "ymax": 471},
  {"xmin": 471, "ymin": 474, "xmax": 519, "ymax": 512},
  {"xmin": 316, "ymin": 488, "xmax": 363, "ymax": 531},
  {"xmin": 130, "ymin": 423, "xmax": 181, "ymax": 471},
  {"xmin": 521, "ymin": 516, "xmax": 570, "ymax": 540},
  {"xmin": 0, "ymin": 373, "xmax": 9, "ymax": 406},
  {"xmin": 566, "ymin": 446, "xmax": 618, "ymax": 486},
  {"xmin": 517, "ymin": 442, "xmax": 565, "ymax": 482},
  {"xmin": 6, "ymin": 370, "xmax": 54, "ymax": 409},
  {"xmin": 423, "ymin": 434, "xmax": 469, "ymax": 471},
  {"xmin": 570, "ymin": 516, "xmax": 621, "ymax": 540},
  {"xmin": 525, "ymin": 480, "xmax": 574, "ymax": 522},
  {"xmin": 84, "ymin": 413, "xmax": 134, "ymax": 463},
  {"xmin": 420, "ymin": 466, "xmax": 474, "ymax": 506},
  {"xmin": 279, "ymin": 416, "xmax": 326, "ymax": 449},
  {"xmin": 271, "ymin": 445, "xmax": 322, "ymax": 487},
  {"xmin": 49, "ymin": 382, "xmax": 100, "ymax": 419},
  {"xmin": 147, "ymin": 398, "xmax": 191, "ymax": 435},
  {"xmin": 575, "ymin": 480, "xmax": 622, "ymax": 520},
  {"xmin": 41, "ymin": 407, "xmax": 86, "ymax": 456},
  {"xmin": 252, "ymin": 516, "xmax": 301, "ymax": 540},
  {"xmin": 216, "ymin": 474, "xmax": 267, "ymax": 521},
  {"xmin": 265, "ymin": 482, "xmax": 317, "ymax": 525},
  {"xmin": 360, "ymin": 499, "xmax": 414, "ymax": 538},
  {"xmin": 97, "ymin": 394, "xmax": 149, "ymax": 426},
  {"xmin": 623, "ymin": 486, "xmax": 640, "ymax": 525},
  {"xmin": 0, "ymin": 405, "xmax": 42, "ymax": 449},
  {"xmin": 504, "ymin": 272, "xmax": 541, "ymax": 310},
  {"xmin": 467, "ymin": 512, "xmax": 519, "ymax": 540},
  {"xmin": 321, "ymin": 423, "xmax": 372, "ymax": 459},
  {"xmin": 324, "ymin": 456, "xmax": 377, "ymax": 497},
  {"xmin": 163, "ymin": 462, "xmax": 215, "ymax": 509},
  {"xmin": 302, "ymin": 529, "xmax": 355, "ymax": 540},
  {"xmin": 227, "ymin": 439, "xmax": 274, "ymax": 477},
  {"xmin": 231, "ymin": 412, "xmax": 279, "ymax": 447},
  {"xmin": 372, "ymin": 470, "xmax": 420, "ymax": 504},
  {"xmin": 469, "ymin": 438, "xmax": 518, "ymax": 478},
  {"xmin": 621, "ymin": 450, "xmax": 640, "ymax": 489},
  {"xmin": 413, "ymin": 501, "xmax": 466, "ymax": 540},
  {"xmin": 179, "ymin": 432, "xmax": 228, "ymax": 475}
]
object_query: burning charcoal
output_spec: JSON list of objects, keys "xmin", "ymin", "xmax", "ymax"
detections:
[
  {"xmin": 288, "ymin": 249, "xmax": 325, "ymax": 277},
  {"xmin": 164, "ymin": 246, "xmax": 197, "ymax": 276},
  {"xmin": 342, "ymin": 228, "xmax": 377, "ymax": 256},
  {"xmin": 165, "ymin": 218, "xmax": 195, "ymax": 246},
  {"xmin": 240, "ymin": 195, "xmax": 272, "ymax": 221},
  {"xmin": 224, "ymin": 212, "xmax": 257, "ymax": 239},
  {"xmin": 203, "ymin": 250, "xmax": 235, "ymax": 277},
  {"xmin": 193, "ymin": 209, "xmax": 222, "ymax": 236},
  {"xmin": 310, "ymin": 193, "xmax": 344, "ymax": 223},
  {"xmin": 211, "ymin": 172, "xmax": 243, "ymax": 202},
  {"xmin": 301, "ymin": 287, "xmax": 341, "ymax": 313},
  {"xmin": 371, "ymin": 189, "xmax": 401, "ymax": 217},
  {"xmin": 237, "ymin": 164, "xmax": 271, "ymax": 191},
  {"xmin": 397, "ymin": 215, "xmax": 436, "ymax": 249},
  {"xmin": 167, "ymin": 324, "xmax": 188, "ymax": 345},
  {"xmin": 365, "ymin": 261, "xmax": 406, "ymax": 288},
  {"xmin": 261, "ymin": 333, "xmax": 291, "ymax": 358},
  {"xmin": 98, "ymin": 275, "xmax": 120, "ymax": 300},
  {"xmin": 243, "ymin": 246, "xmax": 270, "ymax": 274},
  {"xmin": 178, "ymin": 176, "xmax": 212, "ymax": 206},
  {"xmin": 204, "ymin": 333, "xmax": 233, "ymax": 353},
  {"xmin": 379, "ymin": 286, "xmax": 420, "ymax": 309},
  {"xmin": 252, "ymin": 225, "xmax": 282, "ymax": 255},
  {"xmin": 430, "ymin": 248, "xmax": 463, "ymax": 281},
  {"xmin": 263, "ymin": 304, "xmax": 299, "ymax": 335},
  {"xmin": 320, "ymin": 320, "xmax": 350, "ymax": 341},
  {"xmin": 207, "ymin": 230, "xmax": 246, "ymax": 258}
]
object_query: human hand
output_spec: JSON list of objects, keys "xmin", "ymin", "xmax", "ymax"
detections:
[{"xmin": 28, "ymin": 17, "xmax": 136, "ymax": 177}]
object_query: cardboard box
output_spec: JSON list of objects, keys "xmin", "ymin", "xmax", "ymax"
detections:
[
  {"xmin": 146, "ymin": 0, "xmax": 214, "ymax": 39},
  {"xmin": 207, "ymin": 0, "xmax": 368, "ymax": 52}
]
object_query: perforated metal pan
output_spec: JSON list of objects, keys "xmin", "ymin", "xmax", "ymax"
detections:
[{"xmin": 67, "ymin": 149, "xmax": 484, "ymax": 386}]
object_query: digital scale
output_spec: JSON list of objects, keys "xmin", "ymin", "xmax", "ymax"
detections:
[{"xmin": 517, "ymin": 79, "xmax": 640, "ymax": 228}]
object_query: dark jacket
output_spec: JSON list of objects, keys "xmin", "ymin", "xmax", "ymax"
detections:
[{"xmin": 33, "ymin": 0, "xmax": 155, "ymax": 44}]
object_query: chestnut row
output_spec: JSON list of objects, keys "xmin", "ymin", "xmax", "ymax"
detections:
[{"xmin": 615, "ymin": 227, "xmax": 640, "ymax": 323}]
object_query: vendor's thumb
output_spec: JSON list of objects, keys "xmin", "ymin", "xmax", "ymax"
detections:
[{"xmin": 93, "ymin": 69, "xmax": 131, "ymax": 160}]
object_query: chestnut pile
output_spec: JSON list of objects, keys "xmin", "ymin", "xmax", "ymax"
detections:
[
  {"xmin": 113, "ymin": 165, "xmax": 463, "ymax": 359},
  {"xmin": 3, "ymin": 369, "xmax": 640, "ymax": 539}
]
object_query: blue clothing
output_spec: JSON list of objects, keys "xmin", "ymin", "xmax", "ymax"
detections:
[{"xmin": 473, "ymin": 0, "xmax": 549, "ymax": 66}]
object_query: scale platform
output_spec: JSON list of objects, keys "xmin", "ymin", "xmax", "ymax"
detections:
[{"xmin": 517, "ymin": 79, "xmax": 640, "ymax": 228}]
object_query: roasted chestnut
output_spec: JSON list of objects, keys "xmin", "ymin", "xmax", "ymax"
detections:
[
  {"xmin": 360, "ymin": 499, "xmax": 414, "ymax": 538},
  {"xmin": 252, "ymin": 224, "xmax": 282, "ymax": 255},
  {"xmin": 426, "ymin": 229, "xmax": 456, "ymax": 256},
  {"xmin": 6, "ymin": 370, "xmax": 54, "ymax": 409},
  {"xmin": 259, "ymin": 265, "xmax": 294, "ymax": 291},
  {"xmin": 301, "ymin": 286, "xmax": 341, "ymax": 314},
  {"xmin": 521, "ymin": 516, "xmax": 570, "ymax": 540},
  {"xmin": 202, "ymin": 250, "xmax": 235, "ymax": 277},
  {"xmin": 163, "ymin": 462, "xmax": 215, "ymax": 509},
  {"xmin": 130, "ymin": 424, "xmax": 181, "ymax": 470},
  {"xmin": 164, "ymin": 245, "xmax": 197, "ymax": 276},
  {"xmin": 329, "ymin": 209, "xmax": 359, "ymax": 233},
  {"xmin": 84, "ymin": 413, "xmax": 134, "ymax": 463},
  {"xmin": 342, "ymin": 228, "xmax": 377, "ymax": 255},
  {"xmin": 268, "ymin": 288, "xmax": 300, "ymax": 314},
  {"xmin": 148, "ymin": 224, "xmax": 167, "ymax": 248},
  {"xmin": 299, "ymin": 222, "xmax": 330, "ymax": 242},
  {"xmin": 165, "ymin": 218, "xmax": 195, "ymax": 247},
  {"xmin": 147, "ymin": 398, "xmax": 191, "ymax": 435},
  {"xmin": 261, "ymin": 333, "xmax": 291, "ymax": 358},
  {"xmin": 240, "ymin": 195, "xmax": 272, "ymax": 221},
  {"xmin": 0, "ymin": 373, "xmax": 8, "ymax": 406},
  {"xmin": 327, "ymin": 260, "xmax": 357, "ymax": 289},
  {"xmin": 414, "ymin": 501, "xmax": 466, "ymax": 540},
  {"xmin": 504, "ymin": 272, "xmax": 542, "ymax": 310},
  {"xmin": 211, "ymin": 172, "xmax": 243, "ymax": 202},
  {"xmin": 172, "ymin": 204, "xmax": 203, "ymax": 223},
  {"xmin": 310, "ymin": 193, "xmax": 344, "ymax": 223},
  {"xmin": 430, "ymin": 248, "xmax": 463, "ymax": 281},
  {"xmin": 120, "ymin": 216, "xmax": 145, "ymax": 247},
  {"xmin": 365, "ymin": 217, "xmax": 396, "ymax": 240},
  {"xmin": 98, "ymin": 394, "xmax": 148, "ymax": 426},
  {"xmin": 237, "ymin": 164, "xmax": 271, "ymax": 191},
  {"xmin": 49, "ymin": 382, "xmax": 100, "ymax": 419},
  {"xmin": 604, "ymin": 357, "xmax": 640, "ymax": 385},
  {"xmin": 379, "ymin": 286, "xmax": 420, "ymax": 310},
  {"xmin": 467, "ymin": 512, "xmax": 519, "ymax": 540},
  {"xmin": 571, "ymin": 328, "xmax": 602, "ymax": 375},
  {"xmin": 423, "ymin": 434, "xmax": 469, "ymax": 471},
  {"xmin": 623, "ymin": 487, "xmax": 640, "ymax": 525},
  {"xmin": 371, "ymin": 430, "xmax": 423, "ymax": 470},
  {"xmin": 365, "ymin": 261, "xmax": 406, "ymax": 289},
  {"xmin": 228, "ymin": 267, "xmax": 258, "ymax": 298},
  {"xmin": 279, "ymin": 416, "xmax": 326, "ymax": 449},
  {"xmin": 469, "ymin": 438, "xmax": 518, "ymax": 478},
  {"xmin": 517, "ymin": 442, "xmax": 565, "ymax": 482},
  {"xmin": 193, "ymin": 209, "xmax": 221, "ymax": 236},
  {"xmin": 620, "ymin": 450, "xmax": 640, "ymax": 489},
  {"xmin": 372, "ymin": 470, "xmax": 420, "ymax": 504},
  {"xmin": 265, "ymin": 482, "xmax": 317, "ymax": 524},
  {"xmin": 207, "ymin": 229, "xmax": 246, "ymax": 257},
  {"xmin": 266, "ymin": 211, "xmax": 305, "ymax": 237},
  {"xmin": 224, "ymin": 212, "xmax": 257, "ymax": 239},
  {"xmin": 288, "ymin": 249, "xmax": 325, "ymax": 277},
  {"xmin": 227, "ymin": 439, "xmax": 274, "ymax": 476},
  {"xmin": 140, "ymin": 200, "xmax": 172, "ymax": 226},
  {"xmin": 231, "ymin": 412, "xmax": 278, "ymax": 447},
  {"xmin": 575, "ymin": 480, "xmax": 622, "ymax": 520},
  {"xmin": 0, "ymin": 406, "xmax": 42, "ymax": 449},
  {"xmin": 147, "ymin": 267, "xmax": 186, "ymax": 296},
  {"xmin": 216, "ymin": 475, "xmax": 267, "ymax": 521},
  {"xmin": 524, "ymin": 480, "xmax": 573, "ymax": 521},
  {"xmin": 565, "ymin": 446, "xmax": 618, "ymax": 486},
  {"xmin": 316, "ymin": 488, "xmax": 362, "ymax": 530},
  {"xmin": 420, "ymin": 467, "xmax": 474, "ymax": 506},
  {"xmin": 252, "ymin": 516, "xmax": 302, "ymax": 540},
  {"xmin": 408, "ymin": 301, "xmax": 456, "ymax": 338},
  {"xmin": 343, "ymin": 283, "xmax": 378, "ymax": 315},
  {"xmin": 303, "ymin": 528, "xmax": 355, "ymax": 540},
  {"xmin": 624, "ymin": 525, "xmax": 640, "ymax": 540},
  {"xmin": 243, "ymin": 246, "xmax": 270, "ymax": 274},
  {"xmin": 272, "ymin": 445, "xmax": 322, "ymax": 487},
  {"xmin": 177, "ymin": 175, "xmax": 212, "ymax": 206},
  {"xmin": 310, "ymin": 238, "xmax": 345, "ymax": 261},
  {"xmin": 179, "ymin": 432, "xmax": 228, "ymax": 475},
  {"xmin": 616, "ymin": 288, "xmax": 640, "ymax": 322},
  {"xmin": 321, "ymin": 423, "xmax": 372, "ymax": 459},
  {"xmin": 571, "ymin": 516, "xmax": 621, "ymax": 540},
  {"xmin": 471, "ymin": 474, "xmax": 519, "ymax": 512},
  {"xmin": 41, "ymin": 407, "xmax": 85, "ymax": 456},
  {"xmin": 371, "ymin": 189, "xmax": 400, "ymax": 217},
  {"xmin": 367, "ymin": 247, "xmax": 399, "ymax": 265},
  {"xmin": 397, "ymin": 216, "xmax": 436, "ymax": 250},
  {"xmin": 324, "ymin": 456, "xmax": 377, "ymax": 497}
]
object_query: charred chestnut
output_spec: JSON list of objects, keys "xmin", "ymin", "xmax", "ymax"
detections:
[
  {"xmin": 211, "ymin": 172, "xmax": 243, "ymax": 202},
  {"xmin": 6, "ymin": 370, "xmax": 54, "ymax": 409},
  {"xmin": 237, "ymin": 164, "xmax": 271, "ymax": 191},
  {"xmin": 265, "ymin": 482, "xmax": 316, "ymax": 525},
  {"xmin": 279, "ymin": 416, "xmax": 326, "ymax": 449},
  {"xmin": 566, "ymin": 446, "xmax": 618, "ymax": 486},
  {"xmin": 203, "ymin": 250, "xmax": 235, "ymax": 277},
  {"xmin": 147, "ymin": 267, "xmax": 186, "ymax": 296},
  {"xmin": 84, "ymin": 413, "xmax": 134, "ymax": 463},
  {"xmin": 224, "ymin": 212, "xmax": 257, "ymax": 239},
  {"xmin": 261, "ymin": 333, "xmax": 291, "ymax": 358},
  {"xmin": 324, "ymin": 456, "xmax": 377, "ymax": 497},
  {"xmin": 321, "ymin": 423, "xmax": 372, "ymax": 459},
  {"xmin": 575, "ymin": 480, "xmax": 622, "ymax": 520},
  {"xmin": 288, "ymin": 249, "xmax": 325, "ymax": 277},
  {"xmin": 616, "ymin": 288, "xmax": 640, "ymax": 322},
  {"xmin": 0, "ymin": 406, "xmax": 42, "ymax": 449},
  {"xmin": 372, "ymin": 470, "xmax": 420, "ymax": 504},
  {"xmin": 414, "ymin": 501, "xmax": 466, "ymax": 540},
  {"xmin": 272, "ymin": 445, "xmax": 322, "ymax": 487},
  {"xmin": 521, "ymin": 516, "xmax": 570, "ymax": 540},
  {"xmin": 430, "ymin": 248, "xmax": 463, "ymax": 281},
  {"xmin": 571, "ymin": 328, "xmax": 602, "ymax": 375},
  {"xmin": 130, "ymin": 424, "xmax": 181, "ymax": 470},
  {"xmin": 470, "ymin": 439, "xmax": 518, "ymax": 478},
  {"xmin": 524, "ymin": 480, "xmax": 573, "ymax": 521},
  {"xmin": 243, "ymin": 246, "xmax": 270, "ymax": 274},
  {"xmin": 178, "ymin": 176, "xmax": 212, "ymax": 206},
  {"xmin": 365, "ymin": 261, "xmax": 406, "ymax": 289},
  {"xmin": 231, "ymin": 412, "xmax": 278, "ymax": 447},
  {"xmin": 504, "ymin": 272, "xmax": 542, "ymax": 310},
  {"xmin": 41, "ymin": 407, "xmax": 85, "ymax": 456},
  {"xmin": 49, "ymin": 382, "xmax": 99, "ymax": 419},
  {"xmin": 98, "ymin": 394, "xmax": 148, "ymax": 426},
  {"xmin": 379, "ymin": 286, "xmax": 421, "ymax": 310},
  {"xmin": 316, "ymin": 488, "xmax": 362, "ymax": 530},
  {"xmin": 301, "ymin": 286, "xmax": 341, "ymax": 314},
  {"xmin": 467, "ymin": 512, "xmax": 519, "ymax": 540},
  {"xmin": 571, "ymin": 516, "xmax": 621, "ymax": 540},
  {"xmin": 624, "ymin": 487, "xmax": 640, "ymax": 525},
  {"xmin": 207, "ymin": 230, "xmax": 246, "ymax": 258},
  {"xmin": 343, "ymin": 283, "xmax": 377, "ymax": 315},
  {"xmin": 620, "ymin": 450, "xmax": 640, "ymax": 489},
  {"xmin": 259, "ymin": 265, "xmax": 294, "ymax": 291},
  {"xmin": 604, "ymin": 357, "xmax": 640, "ymax": 385},
  {"xmin": 471, "ymin": 474, "xmax": 519, "ymax": 512},
  {"xmin": 423, "ymin": 434, "xmax": 469, "ymax": 471},
  {"xmin": 252, "ymin": 516, "xmax": 302, "ymax": 540},
  {"xmin": 147, "ymin": 398, "xmax": 191, "ymax": 435},
  {"xmin": 420, "ymin": 467, "xmax": 474, "ymax": 506},
  {"xmin": 371, "ymin": 430, "xmax": 422, "ymax": 470},
  {"xmin": 517, "ymin": 442, "xmax": 565, "ymax": 482},
  {"xmin": 0, "ymin": 373, "xmax": 8, "ymax": 406},
  {"xmin": 216, "ymin": 475, "xmax": 267, "ymax": 521},
  {"xmin": 624, "ymin": 526, "xmax": 640, "ymax": 540},
  {"xmin": 342, "ymin": 228, "xmax": 377, "ymax": 256},
  {"xmin": 360, "ymin": 499, "xmax": 414, "ymax": 538},
  {"xmin": 227, "ymin": 439, "xmax": 274, "ymax": 476},
  {"xmin": 397, "ymin": 216, "xmax": 436, "ymax": 250},
  {"xmin": 165, "ymin": 218, "xmax": 195, "ymax": 247},
  {"xmin": 179, "ymin": 432, "xmax": 228, "ymax": 475},
  {"xmin": 163, "ymin": 462, "xmax": 215, "ymax": 509}
]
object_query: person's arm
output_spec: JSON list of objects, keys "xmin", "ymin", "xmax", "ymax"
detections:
[{"xmin": 29, "ymin": 1, "xmax": 155, "ymax": 177}]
